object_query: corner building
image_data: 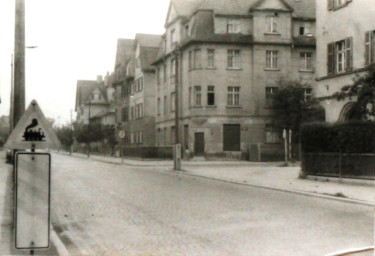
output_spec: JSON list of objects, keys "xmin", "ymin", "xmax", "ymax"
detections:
[{"xmin": 153, "ymin": 0, "xmax": 316, "ymax": 159}]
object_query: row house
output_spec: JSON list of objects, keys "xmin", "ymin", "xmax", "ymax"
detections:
[
  {"xmin": 152, "ymin": 0, "xmax": 316, "ymax": 159},
  {"xmin": 315, "ymin": 0, "xmax": 375, "ymax": 122},
  {"xmin": 112, "ymin": 34, "xmax": 162, "ymax": 148}
]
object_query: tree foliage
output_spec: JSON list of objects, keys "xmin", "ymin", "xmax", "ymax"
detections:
[
  {"xmin": 334, "ymin": 64, "xmax": 375, "ymax": 121},
  {"xmin": 73, "ymin": 122, "xmax": 104, "ymax": 144},
  {"xmin": 272, "ymin": 79, "xmax": 325, "ymax": 142},
  {"xmin": 55, "ymin": 125, "xmax": 74, "ymax": 148}
]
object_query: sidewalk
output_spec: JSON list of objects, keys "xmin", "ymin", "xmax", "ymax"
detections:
[{"xmin": 58, "ymin": 151, "xmax": 375, "ymax": 204}]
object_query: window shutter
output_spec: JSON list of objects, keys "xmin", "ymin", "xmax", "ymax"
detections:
[
  {"xmin": 327, "ymin": 42, "xmax": 335, "ymax": 75},
  {"xmin": 345, "ymin": 37, "xmax": 353, "ymax": 71},
  {"xmin": 327, "ymin": 0, "xmax": 334, "ymax": 10}
]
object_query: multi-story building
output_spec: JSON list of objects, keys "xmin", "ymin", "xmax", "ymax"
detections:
[
  {"xmin": 75, "ymin": 76, "xmax": 110, "ymax": 125},
  {"xmin": 153, "ymin": 0, "xmax": 316, "ymax": 159},
  {"xmin": 315, "ymin": 0, "xmax": 375, "ymax": 122},
  {"xmin": 112, "ymin": 34, "xmax": 161, "ymax": 148}
]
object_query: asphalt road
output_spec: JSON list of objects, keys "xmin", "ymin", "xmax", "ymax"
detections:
[{"xmin": 49, "ymin": 153, "xmax": 373, "ymax": 256}]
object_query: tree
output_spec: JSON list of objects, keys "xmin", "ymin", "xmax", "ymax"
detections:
[
  {"xmin": 335, "ymin": 64, "xmax": 375, "ymax": 121},
  {"xmin": 103, "ymin": 125, "xmax": 117, "ymax": 155},
  {"xmin": 272, "ymin": 79, "xmax": 325, "ymax": 142},
  {"xmin": 55, "ymin": 125, "xmax": 73, "ymax": 150},
  {"xmin": 74, "ymin": 122, "xmax": 104, "ymax": 144}
]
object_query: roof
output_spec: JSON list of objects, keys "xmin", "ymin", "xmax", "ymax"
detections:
[
  {"xmin": 139, "ymin": 46, "xmax": 160, "ymax": 71},
  {"xmin": 170, "ymin": 0, "xmax": 205, "ymax": 17},
  {"xmin": 169, "ymin": 0, "xmax": 315, "ymax": 19},
  {"xmin": 75, "ymin": 80, "xmax": 106, "ymax": 111},
  {"xmin": 135, "ymin": 33, "xmax": 162, "ymax": 48},
  {"xmin": 114, "ymin": 39, "xmax": 135, "ymax": 68}
]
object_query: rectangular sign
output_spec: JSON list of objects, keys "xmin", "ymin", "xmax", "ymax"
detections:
[{"xmin": 15, "ymin": 152, "xmax": 51, "ymax": 249}]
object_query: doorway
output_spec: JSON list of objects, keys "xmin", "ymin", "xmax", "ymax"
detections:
[{"xmin": 194, "ymin": 133, "xmax": 204, "ymax": 156}]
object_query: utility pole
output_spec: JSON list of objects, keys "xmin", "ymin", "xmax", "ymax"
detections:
[
  {"xmin": 70, "ymin": 109, "xmax": 73, "ymax": 156},
  {"xmin": 10, "ymin": 54, "xmax": 14, "ymax": 132},
  {"xmin": 13, "ymin": 0, "xmax": 26, "ymax": 128},
  {"xmin": 174, "ymin": 47, "xmax": 181, "ymax": 171}
]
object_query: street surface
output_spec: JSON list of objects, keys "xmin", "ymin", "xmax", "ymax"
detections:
[{"xmin": 46, "ymin": 153, "xmax": 374, "ymax": 256}]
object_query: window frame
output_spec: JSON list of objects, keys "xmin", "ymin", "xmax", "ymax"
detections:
[
  {"xmin": 300, "ymin": 52, "xmax": 313, "ymax": 71},
  {"xmin": 207, "ymin": 85, "xmax": 215, "ymax": 106},
  {"xmin": 193, "ymin": 86, "xmax": 202, "ymax": 106},
  {"xmin": 227, "ymin": 19, "xmax": 240, "ymax": 33},
  {"xmin": 207, "ymin": 49, "xmax": 215, "ymax": 68},
  {"xmin": 265, "ymin": 124, "xmax": 281, "ymax": 144},
  {"xmin": 265, "ymin": 87, "xmax": 278, "ymax": 107},
  {"xmin": 266, "ymin": 50, "xmax": 278, "ymax": 69},
  {"xmin": 227, "ymin": 49, "xmax": 241, "ymax": 69},
  {"xmin": 227, "ymin": 86, "xmax": 240, "ymax": 106}
]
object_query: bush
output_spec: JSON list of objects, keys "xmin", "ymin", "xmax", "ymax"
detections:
[{"xmin": 301, "ymin": 121, "xmax": 375, "ymax": 153}]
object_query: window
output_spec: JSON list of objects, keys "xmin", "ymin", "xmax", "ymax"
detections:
[
  {"xmin": 189, "ymin": 51, "xmax": 193, "ymax": 70},
  {"xmin": 299, "ymin": 26, "xmax": 311, "ymax": 36},
  {"xmin": 207, "ymin": 86, "xmax": 215, "ymax": 106},
  {"xmin": 328, "ymin": 0, "xmax": 352, "ymax": 10},
  {"xmin": 163, "ymin": 64, "xmax": 167, "ymax": 82},
  {"xmin": 265, "ymin": 125, "xmax": 280, "ymax": 144},
  {"xmin": 194, "ymin": 86, "xmax": 202, "ymax": 106},
  {"xmin": 267, "ymin": 16, "xmax": 278, "ymax": 33},
  {"xmin": 300, "ymin": 52, "xmax": 313, "ymax": 71},
  {"xmin": 171, "ymin": 126, "xmax": 175, "ymax": 144},
  {"xmin": 194, "ymin": 49, "xmax": 202, "ymax": 69},
  {"xmin": 365, "ymin": 30, "xmax": 375, "ymax": 66},
  {"xmin": 227, "ymin": 19, "xmax": 240, "ymax": 33},
  {"xmin": 156, "ymin": 67, "xmax": 160, "ymax": 85},
  {"xmin": 266, "ymin": 50, "xmax": 278, "ymax": 69},
  {"xmin": 207, "ymin": 49, "xmax": 215, "ymax": 68},
  {"xmin": 223, "ymin": 124, "xmax": 241, "ymax": 151},
  {"xmin": 327, "ymin": 37, "xmax": 352, "ymax": 75},
  {"xmin": 130, "ymin": 106, "xmax": 134, "ymax": 120},
  {"xmin": 227, "ymin": 86, "xmax": 240, "ymax": 106},
  {"xmin": 185, "ymin": 25, "xmax": 190, "ymax": 38},
  {"xmin": 135, "ymin": 78, "xmax": 143, "ymax": 93},
  {"xmin": 157, "ymin": 98, "xmax": 161, "ymax": 115},
  {"xmin": 189, "ymin": 87, "xmax": 192, "ymax": 107},
  {"xmin": 164, "ymin": 96, "xmax": 167, "ymax": 114},
  {"xmin": 122, "ymin": 107, "xmax": 128, "ymax": 122},
  {"xmin": 170, "ymin": 29, "xmax": 176, "ymax": 47},
  {"xmin": 130, "ymin": 132, "xmax": 134, "ymax": 144},
  {"xmin": 170, "ymin": 59, "xmax": 176, "ymax": 77},
  {"xmin": 164, "ymin": 127, "xmax": 167, "ymax": 145},
  {"xmin": 170, "ymin": 92, "xmax": 176, "ymax": 112},
  {"xmin": 227, "ymin": 50, "xmax": 241, "ymax": 68},
  {"xmin": 304, "ymin": 88, "xmax": 312, "ymax": 102},
  {"xmin": 266, "ymin": 87, "xmax": 278, "ymax": 107}
]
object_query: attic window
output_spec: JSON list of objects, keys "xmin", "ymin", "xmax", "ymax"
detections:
[
  {"xmin": 227, "ymin": 19, "xmax": 240, "ymax": 33},
  {"xmin": 185, "ymin": 25, "xmax": 190, "ymax": 38}
]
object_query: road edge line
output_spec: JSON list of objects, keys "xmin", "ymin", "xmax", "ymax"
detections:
[{"xmin": 176, "ymin": 170, "xmax": 375, "ymax": 207}]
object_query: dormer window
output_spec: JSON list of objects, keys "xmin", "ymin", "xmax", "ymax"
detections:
[
  {"xmin": 299, "ymin": 26, "xmax": 310, "ymax": 36},
  {"xmin": 185, "ymin": 25, "xmax": 190, "ymax": 38},
  {"xmin": 227, "ymin": 19, "xmax": 240, "ymax": 33},
  {"xmin": 267, "ymin": 16, "xmax": 278, "ymax": 33}
]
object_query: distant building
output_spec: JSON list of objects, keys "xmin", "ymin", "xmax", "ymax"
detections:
[
  {"xmin": 153, "ymin": 0, "xmax": 316, "ymax": 159},
  {"xmin": 75, "ymin": 76, "xmax": 110, "ymax": 125},
  {"xmin": 315, "ymin": 0, "xmax": 375, "ymax": 122}
]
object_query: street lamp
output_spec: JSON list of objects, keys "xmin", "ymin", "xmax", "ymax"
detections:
[{"xmin": 173, "ymin": 44, "xmax": 181, "ymax": 171}]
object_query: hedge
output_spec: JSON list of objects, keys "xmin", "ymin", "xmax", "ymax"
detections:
[{"xmin": 301, "ymin": 121, "xmax": 375, "ymax": 153}]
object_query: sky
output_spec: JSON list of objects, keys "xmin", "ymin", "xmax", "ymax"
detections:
[{"xmin": 0, "ymin": 0, "xmax": 170, "ymax": 126}]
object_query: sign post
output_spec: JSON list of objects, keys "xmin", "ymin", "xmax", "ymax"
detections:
[
  {"xmin": 4, "ymin": 100, "xmax": 61, "ymax": 252},
  {"xmin": 118, "ymin": 130, "xmax": 125, "ymax": 164}
]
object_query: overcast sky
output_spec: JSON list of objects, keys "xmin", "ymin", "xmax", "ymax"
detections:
[{"xmin": 0, "ymin": 0, "xmax": 169, "ymax": 126}]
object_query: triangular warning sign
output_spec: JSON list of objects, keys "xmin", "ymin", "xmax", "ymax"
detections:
[{"xmin": 5, "ymin": 100, "xmax": 61, "ymax": 149}]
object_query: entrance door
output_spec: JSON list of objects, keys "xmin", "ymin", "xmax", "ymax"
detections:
[{"xmin": 194, "ymin": 133, "xmax": 204, "ymax": 156}]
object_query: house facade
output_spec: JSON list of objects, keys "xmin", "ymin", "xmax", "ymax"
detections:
[
  {"xmin": 153, "ymin": 0, "xmax": 316, "ymax": 159},
  {"xmin": 315, "ymin": 0, "xmax": 375, "ymax": 122},
  {"xmin": 75, "ymin": 76, "xmax": 110, "ymax": 125},
  {"xmin": 112, "ymin": 34, "xmax": 161, "ymax": 149}
]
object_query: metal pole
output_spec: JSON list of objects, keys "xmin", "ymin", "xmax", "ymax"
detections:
[
  {"xmin": 283, "ymin": 129, "xmax": 288, "ymax": 165},
  {"xmin": 13, "ymin": 0, "xmax": 26, "ymax": 128},
  {"xmin": 10, "ymin": 54, "xmax": 14, "ymax": 132},
  {"xmin": 174, "ymin": 49, "xmax": 181, "ymax": 171},
  {"xmin": 87, "ymin": 100, "xmax": 91, "ymax": 157}
]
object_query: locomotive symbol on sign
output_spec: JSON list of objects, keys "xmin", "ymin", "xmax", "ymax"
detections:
[{"xmin": 22, "ymin": 118, "xmax": 46, "ymax": 141}]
